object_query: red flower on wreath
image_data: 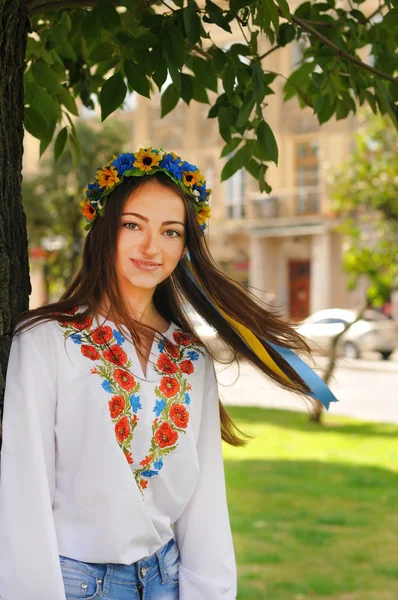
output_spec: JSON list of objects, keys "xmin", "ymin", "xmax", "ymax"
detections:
[
  {"xmin": 164, "ymin": 339, "xmax": 179, "ymax": 359},
  {"xmin": 170, "ymin": 404, "xmax": 189, "ymax": 428},
  {"xmin": 114, "ymin": 369, "xmax": 136, "ymax": 391},
  {"xmin": 81, "ymin": 345, "xmax": 100, "ymax": 361},
  {"xmin": 109, "ymin": 395, "xmax": 125, "ymax": 418},
  {"xmin": 103, "ymin": 345, "xmax": 127, "ymax": 366},
  {"xmin": 92, "ymin": 325, "xmax": 113, "ymax": 345},
  {"xmin": 115, "ymin": 415, "xmax": 131, "ymax": 442},
  {"xmin": 159, "ymin": 376, "xmax": 180, "ymax": 398},
  {"xmin": 70, "ymin": 316, "xmax": 93, "ymax": 331},
  {"xmin": 157, "ymin": 353, "xmax": 179, "ymax": 375},
  {"xmin": 180, "ymin": 359, "xmax": 194, "ymax": 375},
  {"xmin": 154, "ymin": 422, "xmax": 178, "ymax": 448},
  {"xmin": 172, "ymin": 331, "xmax": 192, "ymax": 346}
]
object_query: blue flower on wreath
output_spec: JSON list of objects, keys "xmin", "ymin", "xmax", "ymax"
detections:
[
  {"xmin": 153, "ymin": 399, "xmax": 166, "ymax": 417},
  {"xmin": 102, "ymin": 380, "xmax": 113, "ymax": 393},
  {"xmin": 113, "ymin": 329, "xmax": 125, "ymax": 345},
  {"xmin": 181, "ymin": 160, "xmax": 197, "ymax": 173},
  {"xmin": 130, "ymin": 394, "xmax": 142, "ymax": 413},
  {"xmin": 71, "ymin": 333, "xmax": 82, "ymax": 345},
  {"xmin": 85, "ymin": 181, "xmax": 102, "ymax": 200},
  {"xmin": 141, "ymin": 470, "xmax": 159, "ymax": 478},
  {"xmin": 184, "ymin": 392, "xmax": 191, "ymax": 405},
  {"xmin": 159, "ymin": 153, "xmax": 184, "ymax": 180},
  {"xmin": 153, "ymin": 457, "xmax": 164, "ymax": 471},
  {"xmin": 187, "ymin": 350, "xmax": 199, "ymax": 361},
  {"xmin": 111, "ymin": 153, "xmax": 135, "ymax": 175},
  {"xmin": 200, "ymin": 223, "xmax": 207, "ymax": 232}
]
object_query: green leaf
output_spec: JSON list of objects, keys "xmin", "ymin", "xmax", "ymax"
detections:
[
  {"xmin": 222, "ymin": 60, "xmax": 236, "ymax": 97},
  {"xmin": 153, "ymin": 64, "xmax": 168, "ymax": 92},
  {"xmin": 220, "ymin": 137, "xmax": 242, "ymax": 157},
  {"xmin": 237, "ymin": 89, "xmax": 255, "ymax": 128},
  {"xmin": 180, "ymin": 74, "xmax": 193, "ymax": 104},
  {"xmin": 168, "ymin": 62, "xmax": 181, "ymax": 95},
  {"xmin": 277, "ymin": 23, "xmax": 296, "ymax": 46},
  {"xmin": 218, "ymin": 106, "xmax": 235, "ymax": 143},
  {"xmin": 68, "ymin": 130, "xmax": 81, "ymax": 167},
  {"xmin": 252, "ymin": 61, "xmax": 265, "ymax": 103},
  {"xmin": 32, "ymin": 60, "xmax": 62, "ymax": 93},
  {"xmin": 245, "ymin": 157, "xmax": 261, "ymax": 179},
  {"xmin": 99, "ymin": 72, "xmax": 127, "ymax": 121},
  {"xmin": 259, "ymin": 163, "xmax": 272, "ymax": 193},
  {"xmin": 257, "ymin": 120, "xmax": 278, "ymax": 165},
  {"xmin": 54, "ymin": 127, "xmax": 68, "ymax": 161},
  {"xmin": 124, "ymin": 60, "xmax": 150, "ymax": 98},
  {"xmin": 160, "ymin": 22, "xmax": 186, "ymax": 69},
  {"xmin": 191, "ymin": 78, "xmax": 209, "ymax": 103},
  {"xmin": 161, "ymin": 83, "xmax": 179, "ymax": 117},
  {"xmin": 221, "ymin": 144, "xmax": 252, "ymax": 181},
  {"xmin": 183, "ymin": 6, "xmax": 201, "ymax": 45},
  {"xmin": 25, "ymin": 81, "xmax": 60, "ymax": 125},
  {"xmin": 58, "ymin": 86, "xmax": 78, "ymax": 116},
  {"xmin": 275, "ymin": 0, "xmax": 291, "ymax": 20},
  {"xmin": 230, "ymin": 0, "xmax": 256, "ymax": 10},
  {"xmin": 89, "ymin": 42, "xmax": 115, "ymax": 63},
  {"xmin": 264, "ymin": 0, "xmax": 280, "ymax": 34},
  {"xmin": 95, "ymin": 0, "xmax": 121, "ymax": 31},
  {"xmin": 24, "ymin": 107, "xmax": 49, "ymax": 140},
  {"xmin": 204, "ymin": 0, "xmax": 232, "ymax": 33}
]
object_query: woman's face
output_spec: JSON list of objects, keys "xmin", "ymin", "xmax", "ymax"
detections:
[{"xmin": 116, "ymin": 180, "xmax": 187, "ymax": 295}]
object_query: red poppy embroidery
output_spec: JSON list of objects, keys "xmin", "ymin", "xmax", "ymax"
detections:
[
  {"xmin": 157, "ymin": 353, "xmax": 179, "ymax": 375},
  {"xmin": 164, "ymin": 339, "xmax": 179, "ymax": 358},
  {"xmin": 180, "ymin": 359, "xmax": 194, "ymax": 375},
  {"xmin": 124, "ymin": 449, "xmax": 134, "ymax": 464},
  {"xmin": 115, "ymin": 415, "xmax": 131, "ymax": 442},
  {"xmin": 140, "ymin": 455, "xmax": 152, "ymax": 467},
  {"xmin": 92, "ymin": 325, "xmax": 113, "ymax": 345},
  {"xmin": 70, "ymin": 316, "xmax": 93, "ymax": 331},
  {"xmin": 109, "ymin": 395, "xmax": 125, "ymax": 418},
  {"xmin": 172, "ymin": 331, "xmax": 192, "ymax": 346},
  {"xmin": 81, "ymin": 345, "xmax": 100, "ymax": 361},
  {"xmin": 170, "ymin": 404, "xmax": 190, "ymax": 428},
  {"xmin": 154, "ymin": 422, "xmax": 179, "ymax": 448},
  {"xmin": 159, "ymin": 376, "xmax": 180, "ymax": 398},
  {"xmin": 114, "ymin": 369, "xmax": 136, "ymax": 391},
  {"xmin": 103, "ymin": 345, "xmax": 128, "ymax": 366},
  {"xmin": 140, "ymin": 480, "xmax": 148, "ymax": 489}
]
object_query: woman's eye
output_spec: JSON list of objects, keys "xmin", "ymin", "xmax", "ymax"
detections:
[
  {"xmin": 123, "ymin": 222, "xmax": 139, "ymax": 230},
  {"xmin": 164, "ymin": 230, "xmax": 181, "ymax": 238}
]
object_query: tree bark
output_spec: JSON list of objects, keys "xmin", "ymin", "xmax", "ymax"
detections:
[{"xmin": 0, "ymin": 0, "xmax": 30, "ymax": 418}]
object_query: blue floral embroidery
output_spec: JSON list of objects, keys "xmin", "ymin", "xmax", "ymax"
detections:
[
  {"xmin": 153, "ymin": 458, "xmax": 164, "ymax": 471},
  {"xmin": 113, "ymin": 329, "xmax": 125, "ymax": 345},
  {"xmin": 187, "ymin": 350, "xmax": 199, "ymax": 361},
  {"xmin": 184, "ymin": 392, "xmax": 191, "ymax": 405},
  {"xmin": 157, "ymin": 339, "xmax": 166, "ymax": 353},
  {"xmin": 153, "ymin": 399, "xmax": 166, "ymax": 417},
  {"xmin": 101, "ymin": 380, "xmax": 113, "ymax": 393},
  {"xmin": 141, "ymin": 470, "xmax": 159, "ymax": 478},
  {"xmin": 130, "ymin": 394, "xmax": 142, "ymax": 413},
  {"xmin": 71, "ymin": 333, "xmax": 82, "ymax": 345}
]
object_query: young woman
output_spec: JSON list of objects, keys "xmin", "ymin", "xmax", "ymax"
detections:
[{"xmin": 0, "ymin": 148, "xmax": 336, "ymax": 600}]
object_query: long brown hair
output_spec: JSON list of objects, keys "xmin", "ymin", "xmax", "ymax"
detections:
[{"xmin": 15, "ymin": 172, "xmax": 320, "ymax": 446}]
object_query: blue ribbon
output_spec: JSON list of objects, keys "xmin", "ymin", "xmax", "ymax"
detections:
[{"xmin": 182, "ymin": 256, "xmax": 338, "ymax": 410}]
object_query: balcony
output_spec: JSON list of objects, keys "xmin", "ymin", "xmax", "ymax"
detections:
[{"xmin": 252, "ymin": 196, "xmax": 280, "ymax": 219}]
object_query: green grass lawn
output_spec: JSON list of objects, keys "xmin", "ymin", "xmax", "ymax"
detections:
[{"xmin": 223, "ymin": 407, "xmax": 398, "ymax": 600}]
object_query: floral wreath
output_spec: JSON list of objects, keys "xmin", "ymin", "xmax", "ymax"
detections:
[{"xmin": 80, "ymin": 147, "xmax": 212, "ymax": 233}]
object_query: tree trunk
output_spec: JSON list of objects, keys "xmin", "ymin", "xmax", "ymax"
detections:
[{"xmin": 0, "ymin": 0, "xmax": 30, "ymax": 418}]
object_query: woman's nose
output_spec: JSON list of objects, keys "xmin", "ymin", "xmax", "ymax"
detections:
[{"xmin": 139, "ymin": 230, "xmax": 160, "ymax": 256}]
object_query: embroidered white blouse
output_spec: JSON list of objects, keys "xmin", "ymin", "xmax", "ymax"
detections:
[{"xmin": 0, "ymin": 310, "xmax": 237, "ymax": 600}]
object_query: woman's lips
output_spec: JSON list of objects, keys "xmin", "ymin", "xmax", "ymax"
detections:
[{"xmin": 131, "ymin": 258, "xmax": 161, "ymax": 271}]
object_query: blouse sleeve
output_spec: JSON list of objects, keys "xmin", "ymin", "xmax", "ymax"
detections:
[
  {"xmin": 0, "ymin": 327, "xmax": 66, "ymax": 600},
  {"xmin": 173, "ymin": 352, "xmax": 237, "ymax": 600}
]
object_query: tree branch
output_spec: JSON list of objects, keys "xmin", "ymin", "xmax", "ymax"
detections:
[
  {"xmin": 259, "ymin": 45, "xmax": 279, "ymax": 61},
  {"xmin": 292, "ymin": 13, "xmax": 398, "ymax": 86}
]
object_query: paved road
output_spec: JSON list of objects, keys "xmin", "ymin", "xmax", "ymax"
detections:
[{"xmin": 215, "ymin": 352, "xmax": 398, "ymax": 424}]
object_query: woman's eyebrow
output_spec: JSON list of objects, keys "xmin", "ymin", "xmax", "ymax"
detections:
[{"xmin": 122, "ymin": 212, "xmax": 185, "ymax": 227}]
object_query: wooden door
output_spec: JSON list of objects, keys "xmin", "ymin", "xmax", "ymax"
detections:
[{"xmin": 289, "ymin": 260, "xmax": 310, "ymax": 321}]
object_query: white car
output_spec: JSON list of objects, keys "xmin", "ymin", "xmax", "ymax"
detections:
[{"xmin": 295, "ymin": 308, "xmax": 398, "ymax": 360}]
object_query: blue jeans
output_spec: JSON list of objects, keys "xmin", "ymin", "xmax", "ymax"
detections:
[{"xmin": 59, "ymin": 538, "xmax": 180, "ymax": 599}]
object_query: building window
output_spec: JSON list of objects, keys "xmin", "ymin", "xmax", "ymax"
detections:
[
  {"xmin": 225, "ymin": 168, "xmax": 246, "ymax": 219},
  {"xmin": 295, "ymin": 141, "xmax": 320, "ymax": 215}
]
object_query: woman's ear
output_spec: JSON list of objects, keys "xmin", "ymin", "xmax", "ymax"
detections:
[{"xmin": 181, "ymin": 247, "xmax": 188, "ymax": 261}]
